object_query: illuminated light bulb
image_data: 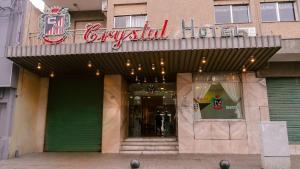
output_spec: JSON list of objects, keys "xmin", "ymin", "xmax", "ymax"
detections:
[
  {"xmin": 96, "ymin": 69, "xmax": 100, "ymax": 76},
  {"xmin": 198, "ymin": 66, "xmax": 203, "ymax": 73},
  {"xmin": 162, "ymin": 75, "xmax": 166, "ymax": 84},
  {"xmin": 131, "ymin": 68, "xmax": 135, "ymax": 75},
  {"xmin": 202, "ymin": 57, "xmax": 207, "ymax": 64},
  {"xmin": 161, "ymin": 67, "xmax": 165, "ymax": 75},
  {"xmin": 160, "ymin": 58, "xmax": 164, "ymax": 66},
  {"xmin": 50, "ymin": 71, "xmax": 55, "ymax": 78},
  {"xmin": 250, "ymin": 57, "xmax": 255, "ymax": 63},
  {"xmin": 242, "ymin": 66, "xmax": 247, "ymax": 72},
  {"xmin": 87, "ymin": 60, "xmax": 92, "ymax": 68},
  {"xmin": 138, "ymin": 64, "xmax": 142, "ymax": 71},
  {"xmin": 126, "ymin": 59, "xmax": 131, "ymax": 67},
  {"xmin": 37, "ymin": 63, "xmax": 42, "ymax": 70},
  {"xmin": 152, "ymin": 64, "xmax": 155, "ymax": 70}
]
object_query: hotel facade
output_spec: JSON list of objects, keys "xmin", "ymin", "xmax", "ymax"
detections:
[{"xmin": 1, "ymin": 0, "xmax": 300, "ymax": 158}]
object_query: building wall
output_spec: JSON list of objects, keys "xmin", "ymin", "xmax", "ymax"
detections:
[
  {"xmin": 177, "ymin": 72, "xmax": 270, "ymax": 154},
  {"xmin": 22, "ymin": 0, "xmax": 300, "ymax": 45},
  {"xmin": 106, "ymin": 0, "xmax": 300, "ymax": 39},
  {"xmin": 8, "ymin": 69, "xmax": 49, "ymax": 157},
  {"xmin": 22, "ymin": 2, "xmax": 41, "ymax": 46},
  {"xmin": 0, "ymin": 0, "xmax": 26, "ymax": 160}
]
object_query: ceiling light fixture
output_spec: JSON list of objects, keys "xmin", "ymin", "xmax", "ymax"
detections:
[
  {"xmin": 96, "ymin": 69, "xmax": 100, "ymax": 76},
  {"xmin": 126, "ymin": 59, "xmax": 131, "ymax": 67},
  {"xmin": 202, "ymin": 57, "xmax": 207, "ymax": 64},
  {"xmin": 242, "ymin": 65, "xmax": 247, "ymax": 72},
  {"xmin": 131, "ymin": 68, "xmax": 135, "ymax": 75},
  {"xmin": 198, "ymin": 66, "xmax": 203, "ymax": 73},
  {"xmin": 250, "ymin": 56, "xmax": 255, "ymax": 63},
  {"xmin": 138, "ymin": 64, "xmax": 142, "ymax": 71},
  {"xmin": 37, "ymin": 62, "xmax": 42, "ymax": 70},
  {"xmin": 152, "ymin": 64, "xmax": 155, "ymax": 70},
  {"xmin": 160, "ymin": 58, "xmax": 164, "ymax": 66},
  {"xmin": 161, "ymin": 67, "xmax": 165, "ymax": 75},
  {"xmin": 87, "ymin": 60, "xmax": 92, "ymax": 68},
  {"xmin": 50, "ymin": 71, "xmax": 55, "ymax": 78}
]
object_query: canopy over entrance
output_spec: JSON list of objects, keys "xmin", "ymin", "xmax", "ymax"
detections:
[{"xmin": 6, "ymin": 36, "xmax": 281, "ymax": 81}]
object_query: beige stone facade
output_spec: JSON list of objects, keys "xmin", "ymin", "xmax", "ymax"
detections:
[
  {"xmin": 176, "ymin": 72, "xmax": 272, "ymax": 154},
  {"xmin": 5, "ymin": 0, "xmax": 300, "ymax": 158}
]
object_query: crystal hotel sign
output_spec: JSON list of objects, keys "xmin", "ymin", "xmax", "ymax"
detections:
[
  {"xmin": 39, "ymin": 7, "xmax": 254, "ymax": 49},
  {"xmin": 83, "ymin": 20, "xmax": 168, "ymax": 49},
  {"xmin": 39, "ymin": 7, "xmax": 168, "ymax": 49}
]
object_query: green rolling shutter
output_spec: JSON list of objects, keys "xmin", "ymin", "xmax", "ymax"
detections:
[
  {"xmin": 267, "ymin": 78, "xmax": 300, "ymax": 144},
  {"xmin": 45, "ymin": 77, "xmax": 103, "ymax": 151}
]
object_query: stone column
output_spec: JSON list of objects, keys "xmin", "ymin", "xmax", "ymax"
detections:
[
  {"xmin": 35, "ymin": 78, "xmax": 49, "ymax": 152},
  {"xmin": 242, "ymin": 72, "xmax": 270, "ymax": 154},
  {"xmin": 102, "ymin": 75, "xmax": 128, "ymax": 153},
  {"xmin": 177, "ymin": 73, "xmax": 194, "ymax": 153}
]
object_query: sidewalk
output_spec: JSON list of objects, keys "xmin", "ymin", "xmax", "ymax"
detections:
[{"xmin": 0, "ymin": 153, "xmax": 299, "ymax": 169}]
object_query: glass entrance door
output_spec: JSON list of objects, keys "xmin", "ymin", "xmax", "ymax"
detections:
[{"xmin": 128, "ymin": 83, "xmax": 176, "ymax": 137}]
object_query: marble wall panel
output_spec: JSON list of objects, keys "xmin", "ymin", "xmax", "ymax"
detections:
[
  {"xmin": 211, "ymin": 122, "xmax": 229, "ymax": 140},
  {"xmin": 230, "ymin": 121, "xmax": 247, "ymax": 140},
  {"xmin": 194, "ymin": 121, "xmax": 211, "ymax": 140},
  {"xmin": 177, "ymin": 73, "xmax": 194, "ymax": 153},
  {"xmin": 230, "ymin": 140, "xmax": 249, "ymax": 154},
  {"xmin": 211, "ymin": 140, "xmax": 231, "ymax": 154},
  {"xmin": 102, "ymin": 75, "xmax": 122, "ymax": 153}
]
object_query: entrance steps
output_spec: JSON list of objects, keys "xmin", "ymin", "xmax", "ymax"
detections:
[{"xmin": 120, "ymin": 137, "xmax": 179, "ymax": 154}]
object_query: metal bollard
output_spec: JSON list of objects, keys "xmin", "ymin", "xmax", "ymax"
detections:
[
  {"xmin": 219, "ymin": 160, "xmax": 230, "ymax": 169},
  {"xmin": 130, "ymin": 159, "xmax": 140, "ymax": 169}
]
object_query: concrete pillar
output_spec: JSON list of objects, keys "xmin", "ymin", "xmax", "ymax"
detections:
[
  {"xmin": 177, "ymin": 73, "xmax": 194, "ymax": 153},
  {"xmin": 8, "ymin": 69, "xmax": 49, "ymax": 157},
  {"xmin": 102, "ymin": 75, "xmax": 128, "ymax": 153},
  {"xmin": 35, "ymin": 78, "xmax": 49, "ymax": 152},
  {"xmin": 242, "ymin": 72, "xmax": 270, "ymax": 154}
]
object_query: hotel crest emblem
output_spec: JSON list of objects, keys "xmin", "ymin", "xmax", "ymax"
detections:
[{"xmin": 39, "ymin": 6, "xmax": 71, "ymax": 44}]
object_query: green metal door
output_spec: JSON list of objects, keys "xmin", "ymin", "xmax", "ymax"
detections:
[
  {"xmin": 267, "ymin": 78, "xmax": 300, "ymax": 144},
  {"xmin": 45, "ymin": 77, "xmax": 103, "ymax": 151}
]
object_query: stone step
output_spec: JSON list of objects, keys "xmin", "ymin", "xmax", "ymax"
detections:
[
  {"xmin": 120, "ymin": 150, "xmax": 179, "ymax": 154},
  {"xmin": 121, "ymin": 141, "xmax": 178, "ymax": 146},
  {"xmin": 124, "ymin": 137, "xmax": 177, "ymax": 142},
  {"xmin": 121, "ymin": 145, "xmax": 178, "ymax": 151}
]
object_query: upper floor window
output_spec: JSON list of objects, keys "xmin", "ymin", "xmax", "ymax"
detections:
[
  {"xmin": 114, "ymin": 15, "xmax": 147, "ymax": 28},
  {"xmin": 215, "ymin": 5, "xmax": 250, "ymax": 24},
  {"xmin": 261, "ymin": 2, "xmax": 297, "ymax": 22}
]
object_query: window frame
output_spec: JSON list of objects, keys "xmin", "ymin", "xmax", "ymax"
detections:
[
  {"xmin": 214, "ymin": 4, "xmax": 251, "ymax": 24},
  {"xmin": 260, "ymin": 2, "xmax": 298, "ymax": 23},
  {"xmin": 193, "ymin": 73, "xmax": 245, "ymax": 120},
  {"xmin": 113, "ymin": 14, "xmax": 147, "ymax": 28}
]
